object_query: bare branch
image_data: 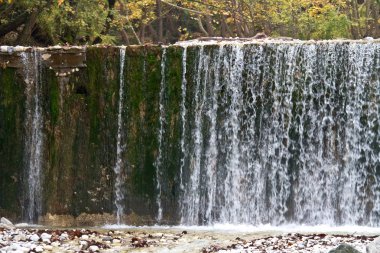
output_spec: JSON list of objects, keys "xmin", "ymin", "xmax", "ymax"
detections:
[{"xmin": 161, "ymin": 0, "xmax": 208, "ymax": 15}]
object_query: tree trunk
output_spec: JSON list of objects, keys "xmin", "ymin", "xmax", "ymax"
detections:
[
  {"xmin": 120, "ymin": 29, "xmax": 130, "ymax": 45},
  {"xmin": 221, "ymin": 18, "xmax": 233, "ymax": 37},
  {"xmin": 373, "ymin": 2, "xmax": 380, "ymax": 37},
  {"xmin": 351, "ymin": 0, "xmax": 362, "ymax": 38},
  {"xmin": 148, "ymin": 24, "xmax": 158, "ymax": 42},
  {"xmin": 197, "ymin": 16, "xmax": 209, "ymax": 36},
  {"xmin": 156, "ymin": 0, "xmax": 163, "ymax": 43},
  {"xmin": 118, "ymin": 0, "xmax": 142, "ymax": 45},
  {"xmin": 204, "ymin": 15, "xmax": 215, "ymax": 36},
  {"xmin": 19, "ymin": 10, "xmax": 38, "ymax": 45},
  {"xmin": 365, "ymin": 0, "xmax": 372, "ymax": 36}
]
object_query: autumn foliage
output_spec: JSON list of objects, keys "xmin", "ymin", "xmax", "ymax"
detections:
[{"xmin": 0, "ymin": 0, "xmax": 379, "ymax": 45}]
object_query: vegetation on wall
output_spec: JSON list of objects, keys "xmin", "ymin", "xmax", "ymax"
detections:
[{"xmin": 0, "ymin": 0, "xmax": 379, "ymax": 45}]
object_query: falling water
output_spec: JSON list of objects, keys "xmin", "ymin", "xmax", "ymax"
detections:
[
  {"xmin": 179, "ymin": 46, "xmax": 187, "ymax": 194},
  {"xmin": 155, "ymin": 48, "xmax": 167, "ymax": 222},
  {"xmin": 21, "ymin": 49, "xmax": 44, "ymax": 222},
  {"xmin": 114, "ymin": 47, "xmax": 126, "ymax": 224},
  {"xmin": 177, "ymin": 41, "xmax": 380, "ymax": 226}
]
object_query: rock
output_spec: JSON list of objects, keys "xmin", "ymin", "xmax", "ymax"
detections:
[
  {"xmin": 254, "ymin": 239, "xmax": 265, "ymax": 246},
  {"xmin": 366, "ymin": 237, "xmax": 380, "ymax": 253},
  {"xmin": 88, "ymin": 245, "xmax": 100, "ymax": 252},
  {"xmin": 331, "ymin": 237, "xmax": 341, "ymax": 245},
  {"xmin": 51, "ymin": 241, "xmax": 61, "ymax": 247},
  {"xmin": 29, "ymin": 234, "xmax": 40, "ymax": 242},
  {"xmin": 152, "ymin": 233, "xmax": 163, "ymax": 238},
  {"xmin": 101, "ymin": 236, "xmax": 112, "ymax": 241},
  {"xmin": 1, "ymin": 217, "xmax": 13, "ymax": 226},
  {"xmin": 17, "ymin": 246, "xmax": 29, "ymax": 253},
  {"xmin": 59, "ymin": 232, "xmax": 68, "ymax": 241},
  {"xmin": 34, "ymin": 246, "xmax": 44, "ymax": 252},
  {"xmin": 0, "ymin": 223, "xmax": 14, "ymax": 230},
  {"xmin": 80, "ymin": 240, "xmax": 89, "ymax": 250},
  {"xmin": 329, "ymin": 243, "xmax": 361, "ymax": 253},
  {"xmin": 13, "ymin": 234, "xmax": 27, "ymax": 242},
  {"xmin": 42, "ymin": 238, "xmax": 51, "ymax": 244},
  {"xmin": 112, "ymin": 238, "xmax": 121, "ymax": 244},
  {"xmin": 270, "ymin": 237, "xmax": 279, "ymax": 244},
  {"xmin": 0, "ymin": 217, "xmax": 15, "ymax": 229},
  {"xmin": 41, "ymin": 232, "xmax": 52, "ymax": 240},
  {"xmin": 44, "ymin": 245, "xmax": 53, "ymax": 251},
  {"xmin": 41, "ymin": 53, "xmax": 51, "ymax": 60},
  {"xmin": 297, "ymin": 242, "xmax": 305, "ymax": 249},
  {"xmin": 35, "ymin": 246, "xmax": 44, "ymax": 252},
  {"xmin": 80, "ymin": 234, "xmax": 89, "ymax": 240}
]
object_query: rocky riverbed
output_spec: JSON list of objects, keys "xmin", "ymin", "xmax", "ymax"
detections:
[
  {"xmin": 0, "ymin": 226, "xmax": 194, "ymax": 253},
  {"xmin": 1, "ymin": 216, "xmax": 380, "ymax": 253},
  {"xmin": 203, "ymin": 233, "xmax": 377, "ymax": 253},
  {"xmin": 0, "ymin": 227, "xmax": 379, "ymax": 253}
]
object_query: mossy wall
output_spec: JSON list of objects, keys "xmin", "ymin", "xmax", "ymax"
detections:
[
  {"xmin": 0, "ymin": 46, "xmax": 184, "ymax": 225},
  {"xmin": 0, "ymin": 68, "xmax": 24, "ymax": 220}
]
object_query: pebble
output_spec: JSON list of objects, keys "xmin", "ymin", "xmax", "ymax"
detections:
[
  {"xmin": 13, "ymin": 234, "xmax": 26, "ymax": 241},
  {"xmin": 45, "ymin": 245, "xmax": 53, "ymax": 251},
  {"xmin": 88, "ymin": 245, "xmax": 100, "ymax": 252},
  {"xmin": 80, "ymin": 234, "xmax": 89, "ymax": 240},
  {"xmin": 59, "ymin": 232, "xmax": 69, "ymax": 241},
  {"xmin": 102, "ymin": 236, "xmax": 112, "ymax": 241},
  {"xmin": 29, "ymin": 234, "xmax": 40, "ymax": 242},
  {"xmin": 41, "ymin": 232, "xmax": 52, "ymax": 240},
  {"xmin": 35, "ymin": 245, "xmax": 44, "ymax": 252},
  {"xmin": 51, "ymin": 241, "xmax": 61, "ymax": 247}
]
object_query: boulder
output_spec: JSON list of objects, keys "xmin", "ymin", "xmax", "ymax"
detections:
[
  {"xmin": 0, "ymin": 217, "xmax": 15, "ymax": 229},
  {"xmin": 367, "ymin": 236, "xmax": 380, "ymax": 253},
  {"xmin": 1, "ymin": 217, "xmax": 14, "ymax": 226},
  {"xmin": 329, "ymin": 244, "xmax": 361, "ymax": 253}
]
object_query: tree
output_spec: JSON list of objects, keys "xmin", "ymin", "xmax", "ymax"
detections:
[{"xmin": 0, "ymin": 0, "xmax": 379, "ymax": 45}]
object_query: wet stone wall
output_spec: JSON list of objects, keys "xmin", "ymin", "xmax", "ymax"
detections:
[
  {"xmin": 0, "ymin": 46, "xmax": 182, "ymax": 226},
  {"xmin": 1, "ymin": 40, "xmax": 380, "ymax": 227}
]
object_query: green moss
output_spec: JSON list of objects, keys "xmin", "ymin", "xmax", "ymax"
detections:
[
  {"xmin": 0, "ymin": 45, "xmax": 187, "ymax": 223},
  {"xmin": 47, "ymin": 70, "xmax": 60, "ymax": 125},
  {"xmin": 125, "ymin": 47, "xmax": 160, "ymax": 199},
  {"xmin": 0, "ymin": 68, "xmax": 24, "ymax": 220}
]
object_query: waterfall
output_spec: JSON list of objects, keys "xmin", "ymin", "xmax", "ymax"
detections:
[
  {"xmin": 155, "ymin": 48, "xmax": 167, "ymax": 222},
  {"xmin": 179, "ymin": 46, "xmax": 188, "ymax": 222},
  {"xmin": 178, "ymin": 41, "xmax": 380, "ymax": 226},
  {"xmin": 114, "ymin": 47, "xmax": 126, "ymax": 225},
  {"xmin": 179, "ymin": 46, "xmax": 187, "ymax": 194},
  {"xmin": 21, "ymin": 49, "xmax": 44, "ymax": 223}
]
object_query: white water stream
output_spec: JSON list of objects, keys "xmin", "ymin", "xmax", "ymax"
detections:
[
  {"xmin": 113, "ymin": 47, "xmax": 127, "ymax": 224},
  {"xmin": 21, "ymin": 50, "xmax": 44, "ymax": 223}
]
